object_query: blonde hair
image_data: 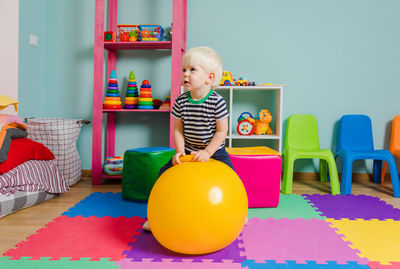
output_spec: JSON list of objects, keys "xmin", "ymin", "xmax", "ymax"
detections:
[{"xmin": 182, "ymin": 46, "xmax": 222, "ymax": 89}]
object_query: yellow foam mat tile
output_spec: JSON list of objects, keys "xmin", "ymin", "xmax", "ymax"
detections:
[{"xmin": 326, "ymin": 218, "xmax": 400, "ymax": 264}]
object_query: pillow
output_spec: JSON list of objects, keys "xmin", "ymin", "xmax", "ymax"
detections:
[
  {"xmin": 0, "ymin": 114, "xmax": 24, "ymax": 125},
  {"xmin": 0, "ymin": 138, "xmax": 55, "ymax": 174}
]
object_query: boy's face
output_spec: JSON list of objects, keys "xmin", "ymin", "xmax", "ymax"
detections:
[{"xmin": 181, "ymin": 63, "xmax": 213, "ymax": 92}]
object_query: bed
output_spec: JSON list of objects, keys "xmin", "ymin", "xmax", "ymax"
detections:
[
  {"xmin": 0, "ymin": 106, "xmax": 69, "ymax": 218},
  {"xmin": 0, "ymin": 190, "xmax": 58, "ymax": 218},
  {"xmin": 0, "ymin": 159, "xmax": 69, "ymax": 218}
]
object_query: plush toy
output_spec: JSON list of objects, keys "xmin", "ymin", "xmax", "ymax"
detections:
[{"xmin": 255, "ymin": 109, "xmax": 273, "ymax": 135}]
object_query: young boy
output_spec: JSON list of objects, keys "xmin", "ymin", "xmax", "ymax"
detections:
[{"xmin": 143, "ymin": 46, "xmax": 234, "ymax": 231}]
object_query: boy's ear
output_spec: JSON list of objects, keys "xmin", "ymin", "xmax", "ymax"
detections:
[{"xmin": 209, "ymin": 73, "xmax": 215, "ymax": 80}]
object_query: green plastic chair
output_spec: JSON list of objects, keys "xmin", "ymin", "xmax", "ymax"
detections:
[{"xmin": 282, "ymin": 114, "xmax": 340, "ymax": 195}]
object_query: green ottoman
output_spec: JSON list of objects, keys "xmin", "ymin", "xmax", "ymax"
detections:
[{"xmin": 122, "ymin": 147, "xmax": 175, "ymax": 201}]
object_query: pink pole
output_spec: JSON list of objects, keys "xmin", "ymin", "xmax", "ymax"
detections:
[
  {"xmin": 170, "ymin": 0, "xmax": 187, "ymax": 147},
  {"xmin": 105, "ymin": 0, "xmax": 118, "ymax": 159},
  {"xmin": 91, "ymin": 0, "xmax": 105, "ymax": 185}
]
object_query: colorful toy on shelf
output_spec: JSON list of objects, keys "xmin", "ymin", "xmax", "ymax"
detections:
[
  {"xmin": 237, "ymin": 112, "xmax": 255, "ymax": 136},
  {"xmin": 124, "ymin": 71, "xmax": 139, "ymax": 109},
  {"xmin": 235, "ymin": 77, "xmax": 249, "ymax": 86},
  {"xmin": 138, "ymin": 80, "xmax": 154, "ymax": 109},
  {"xmin": 164, "ymin": 23, "xmax": 172, "ymax": 41},
  {"xmin": 152, "ymin": 98, "xmax": 163, "ymax": 109},
  {"xmin": 220, "ymin": 71, "xmax": 235, "ymax": 86},
  {"xmin": 117, "ymin": 25, "xmax": 139, "ymax": 42},
  {"xmin": 257, "ymin": 83, "xmax": 273, "ymax": 86},
  {"xmin": 104, "ymin": 156, "xmax": 124, "ymax": 176},
  {"xmin": 159, "ymin": 94, "xmax": 171, "ymax": 110},
  {"xmin": 104, "ymin": 31, "xmax": 117, "ymax": 42},
  {"xmin": 255, "ymin": 109, "xmax": 273, "ymax": 135},
  {"xmin": 103, "ymin": 70, "xmax": 123, "ymax": 109},
  {"xmin": 139, "ymin": 24, "xmax": 164, "ymax": 41}
]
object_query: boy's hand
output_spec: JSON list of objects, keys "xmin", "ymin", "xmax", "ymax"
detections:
[
  {"xmin": 191, "ymin": 150, "xmax": 210, "ymax": 162},
  {"xmin": 172, "ymin": 152, "xmax": 186, "ymax": 165}
]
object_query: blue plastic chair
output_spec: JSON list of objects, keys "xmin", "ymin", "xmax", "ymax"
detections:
[{"xmin": 335, "ymin": 115, "xmax": 400, "ymax": 197}]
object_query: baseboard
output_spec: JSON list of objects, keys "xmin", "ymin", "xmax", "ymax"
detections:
[
  {"xmin": 81, "ymin": 169, "xmax": 382, "ymax": 182},
  {"xmin": 294, "ymin": 172, "xmax": 394, "ymax": 181},
  {"xmin": 82, "ymin": 169, "xmax": 92, "ymax": 177}
]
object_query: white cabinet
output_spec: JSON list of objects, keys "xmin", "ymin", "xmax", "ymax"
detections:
[{"xmin": 216, "ymin": 85, "xmax": 284, "ymax": 153}]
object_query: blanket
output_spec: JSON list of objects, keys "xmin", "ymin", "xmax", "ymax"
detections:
[
  {"xmin": 0, "ymin": 123, "xmax": 27, "ymax": 163},
  {"xmin": 0, "ymin": 160, "xmax": 69, "ymax": 195}
]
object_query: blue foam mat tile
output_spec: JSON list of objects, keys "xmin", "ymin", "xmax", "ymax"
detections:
[
  {"xmin": 241, "ymin": 260, "xmax": 370, "ymax": 269},
  {"xmin": 62, "ymin": 192, "xmax": 147, "ymax": 218}
]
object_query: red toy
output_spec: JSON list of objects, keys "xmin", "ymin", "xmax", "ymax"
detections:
[
  {"xmin": 117, "ymin": 25, "xmax": 139, "ymax": 42},
  {"xmin": 236, "ymin": 112, "xmax": 255, "ymax": 136},
  {"xmin": 104, "ymin": 31, "xmax": 116, "ymax": 42}
]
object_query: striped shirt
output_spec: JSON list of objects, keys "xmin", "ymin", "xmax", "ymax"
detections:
[{"xmin": 172, "ymin": 90, "xmax": 229, "ymax": 152}]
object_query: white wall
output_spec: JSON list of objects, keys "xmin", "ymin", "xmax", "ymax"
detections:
[{"xmin": 0, "ymin": 0, "xmax": 19, "ymax": 115}]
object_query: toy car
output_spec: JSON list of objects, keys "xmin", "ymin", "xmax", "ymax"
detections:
[
  {"xmin": 220, "ymin": 71, "xmax": 235, "ymax": 86},
  {"xmin": 235, "ymin": 77, "xmax": 249, "ymax": 86}
]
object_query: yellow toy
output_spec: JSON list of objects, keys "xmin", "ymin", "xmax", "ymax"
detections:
[
  {"xmin": 0, "ymin": 94, "xmax": 18, "ymax": 112},
  {"xmin": 147, "ymin": 155, "xmax": 248, "ymax": 255},
  {"xmin": 220, "ymin": 71, "xmax": 235, "ymax": 86},
  {"xmin": 255, "ymin": 109, "xmax": 273, "ymax": 135},
  {"xmin": 235, "ymin": 77, "xmax": 249, "ymax": 86}
]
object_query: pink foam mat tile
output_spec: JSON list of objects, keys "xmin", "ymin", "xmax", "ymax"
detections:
[
  {"xmin": 116, "ymin": 258, "xmax": 243, "ymax": 268},
  {"xmin": 368, "ymin": 261, "xmax": 400, "ymax": 269},
  {"xmin": 241, "ymin": 218, "xmax": 369, "ymax": 265},
  {"xmin": 4, "ymin": 215, "xmax": 145, "ymax": 261}
]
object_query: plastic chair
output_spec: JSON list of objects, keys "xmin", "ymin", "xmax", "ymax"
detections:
[
  {"xmin": 336, "ymin": 115, "xmax": 400, "ymax": 197},
  {"xmin": 282, "ymin": 114, "xmax": 340, "ymax": 195},
  {"xmin": 381, "ymin": 115, "xmax": 400, "ymax": 183}
]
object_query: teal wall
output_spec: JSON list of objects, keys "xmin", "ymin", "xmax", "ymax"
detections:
[
  {"xmin": 19, "ymin": 0, "xmax": 400, "ymax": 173},
  {"xmin": 19, "ymin": 0, "xmax": 46, "ymax": 116}
]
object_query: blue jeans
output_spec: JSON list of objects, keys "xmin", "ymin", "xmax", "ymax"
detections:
[{"xmin": 158, "ymin": 147, "xmax": 235, "ymax": 177}]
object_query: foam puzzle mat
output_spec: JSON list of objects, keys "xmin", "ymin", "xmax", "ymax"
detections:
[{"xmin": 2, "ymin": 192, "xmax": 400, "ymax": 268}]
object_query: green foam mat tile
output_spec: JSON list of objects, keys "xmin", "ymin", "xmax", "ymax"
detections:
[
  {"xmin": 0, "ymin": 257, "xmax": 118, "ymax": 268},
  {"xmin": 248, "ymin": 194, "xmax": 325, "ymax": 220}
]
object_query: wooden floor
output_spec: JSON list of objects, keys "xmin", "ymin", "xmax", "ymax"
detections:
[{"xmin": 1, "ymin": 176, "xmax": 399, "ymax": 256}]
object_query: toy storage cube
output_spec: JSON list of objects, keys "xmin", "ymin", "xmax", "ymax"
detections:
[
  {"xmin": 122, "ymin": 147, "xmax": 175, "ymax": 202},
  {"xmin": 226, "ymin": 146, "xmax": 281, "ymax": 208}
]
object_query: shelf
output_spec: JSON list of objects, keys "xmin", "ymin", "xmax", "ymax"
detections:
[
  {"xmin": 102, "ymin": 173, "xmax": 122, "ymax": 179},
  {"xmin": 104, "ymin": 41, "xmax": 172, "ymax": 50},
  {"xmin": 218, "ymin": 85, "xmax": 284, "ymax": 152},
  {"xmin": 103, "ymin": 109, "xmax": 170, "ymax": 113},
  {"xmin": 230, "ymin": 134, "xmax": 281, "ymax": 139},
  {"xmin": 217, "ymin": 85, "xmax": 284, "ymax": 90}
]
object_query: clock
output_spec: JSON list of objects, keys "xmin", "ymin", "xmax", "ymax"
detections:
[{"xmin": 237, "ymin": 119, "xmax": 254, "ymax": 136}]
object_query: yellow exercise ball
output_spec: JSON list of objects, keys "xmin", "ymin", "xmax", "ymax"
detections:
[{"xmin": 147, "ymin": 155, "xmax": 248, "ymax": 255}]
